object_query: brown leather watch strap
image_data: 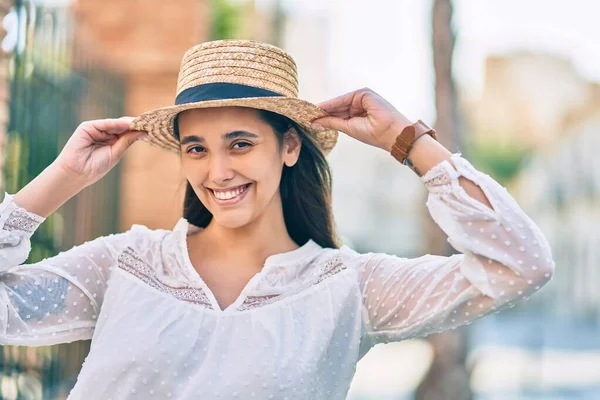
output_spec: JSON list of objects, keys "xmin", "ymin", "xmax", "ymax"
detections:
[{"xmin": 390, "ymin": 120, "xmax": 438, "ymax": 163}]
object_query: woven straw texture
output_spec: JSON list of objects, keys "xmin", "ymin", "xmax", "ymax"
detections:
[{"xmin": 129, "ymin": 40, "xmax": 338, "ymax": 154}]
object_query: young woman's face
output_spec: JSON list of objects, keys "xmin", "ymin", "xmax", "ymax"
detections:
[{"xmin": 178, "ymin": 107, "xmax": 300, "ymax": 229}]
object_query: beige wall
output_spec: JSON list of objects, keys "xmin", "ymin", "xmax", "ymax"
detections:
[{"xmin": 73, "ymin": 0, "xmax": 210, "ymax": 230}]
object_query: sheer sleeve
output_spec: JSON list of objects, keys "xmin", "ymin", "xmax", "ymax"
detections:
[
  {"xmin": 0, "ymin": 192, "xmax": 134, "ymax": 346},
  {"xmin": 342, "ymin": 154, "xmax": 555, "ymax": 349}
]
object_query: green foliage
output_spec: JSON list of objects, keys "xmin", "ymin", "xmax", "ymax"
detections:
[
  {"xmin": 210, "ymin": 0, "xmax": 244, "ymax": 40},
  {"xmin": 3, "ymin": 131, "xmax": 26, "ymax": 194},
  {"xmin": 1, "ymin": 4, "xmax": 126, "ymax": 398},
  {"xmin": 465, "ymin": 136, "xmax": 531, "ymax": 185}
]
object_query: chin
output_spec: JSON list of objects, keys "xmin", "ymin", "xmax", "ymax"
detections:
[{"xmin": 210, "ymin": 210, "xmax": 255, "ymax": 229}]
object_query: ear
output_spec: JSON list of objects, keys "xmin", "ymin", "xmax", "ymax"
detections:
[{"xmin": 282, "ymin": 127, "xmax": 302, "ymax": 167}]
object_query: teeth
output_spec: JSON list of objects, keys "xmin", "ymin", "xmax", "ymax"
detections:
[{"xmin": 213, "ymin": 185, "xmax": 247, "ymax": 200}]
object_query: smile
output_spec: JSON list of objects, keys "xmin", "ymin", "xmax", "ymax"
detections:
[{"xmin": 209, "ymin": 183, "xmax": 251, "ymax": 205}]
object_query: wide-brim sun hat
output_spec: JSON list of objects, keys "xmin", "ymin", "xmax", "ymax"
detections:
[{"xmin": 129, "ymin": 39, "xmax": 339, "ymax": 155}]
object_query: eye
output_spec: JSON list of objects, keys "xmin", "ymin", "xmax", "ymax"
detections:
[
  {"xmin": 232, "ymin": 141, "xmax": 253, "ymax": 150},
  {"xmin": 186, "ymin": 146, "xmax": 206, "ymax": 154}
]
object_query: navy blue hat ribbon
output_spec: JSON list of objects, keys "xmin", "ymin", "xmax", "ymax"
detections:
[{"xmin": 173, "ymin": 82, "xmax": 284, "ymax": 138}]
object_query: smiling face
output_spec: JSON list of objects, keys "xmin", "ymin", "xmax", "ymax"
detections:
[{"xmin": 177, "ymin": 106, "xmax": 301, "ymax": 230}]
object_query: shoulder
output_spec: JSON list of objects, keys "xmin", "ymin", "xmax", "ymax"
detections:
[
  {"xmin": 93, "ymin": 222, "xmax": 174, "ymax": 260},
  {"xmin": 336, "ymin": 244, "xmax": 373, "ymax": 265},
  {"xmin": 104, "ymin": 222, "xmax": 183, "ymax": 279},
  {"xmin": 308, "ymin": 244, "xmax": 367, "ymax": 274},
  {"xmin": 120, "ymin": 222, "xmax": 180, "ymax": 259},
  {"xmin": 126, "ymin": 223, "xmax": 172, "ymax": 245},
  {"xmin": 309, "ymin": 244, "xmax": 365, "ymax": 266}
]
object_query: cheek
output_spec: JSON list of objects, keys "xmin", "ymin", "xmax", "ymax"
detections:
[
  {"xmin": 245, "ymin": 154, "xmax": 284, "ymax": 190},
  {"xmin": 181, "ymin": 160, "xmax": 208, "ymax": 193},
  {"xmin": 182, "ymin": 165, "xmax": 202, "ymax": 183}
]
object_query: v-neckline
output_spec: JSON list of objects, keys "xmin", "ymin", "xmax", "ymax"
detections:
[{"xmin": 173, "ymin": 217, "xmax": 320, "ymax": 313}]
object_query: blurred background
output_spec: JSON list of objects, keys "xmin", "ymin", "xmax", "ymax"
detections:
[{"xmin": 0, "ymin": 0, "xmax": 598, "ymax": 399}]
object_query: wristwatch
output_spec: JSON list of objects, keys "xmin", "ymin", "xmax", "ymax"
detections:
[{"xmin": 390, "ymin": 119, "xmax": 438, "ymax": 164}]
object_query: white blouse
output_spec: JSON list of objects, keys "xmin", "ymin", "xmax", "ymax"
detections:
[{"xmin": 0, "ymin": 154, "xmax": 555, "ymax": 400}]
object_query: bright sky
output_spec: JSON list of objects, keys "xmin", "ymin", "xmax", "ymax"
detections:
[
  {"xmin": 454, "ymin": 0, "xmax": 600, "ymax": 93},
  {"xmin": 256, "ymin": 0, "xmax": 600, "ymax": 121}
]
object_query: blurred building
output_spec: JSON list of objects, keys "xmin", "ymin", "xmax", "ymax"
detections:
[
  {"xmin": 447, "ymin": 49, "xmax": 600, "ymax": 398},
  {"xmin": 465, "ymin": 51, "xmax": 598, "ymax": 148},
  {"xmin": 467, "ymin": 49, "xmax": 600, "ymax": 318},
  {"xmin": 514, "ymin": 87, "xmax": 600, "ymax": 319},
  {"xmin": 72, "ymin": 0, "xmax": 210, "ymax": 231},
  {"xmin": 469, "ymin": 50, "xmax": 600, "ymax": 318}
]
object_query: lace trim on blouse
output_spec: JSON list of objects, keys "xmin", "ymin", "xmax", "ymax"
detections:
[
  {"xmin": 420, "ymin": 159, "xmax": 456, "ymax": 191},
  {"xmin": 118, "ymin": 246, "xmax": 347, "ymax": 312},
  {"xmin": 314, "ymin": 255, "xmax": 347, "ymax": 284},
  {"xmin": 5, "ymin": 207, "xmax": 45, "ymax": 235},
  {"xmin": 236, "ymin": 255, "xmax": 347, "ymax": 311},
  {"xmin": 117, "ymin": 247, "xmax": 214, "ymax": 309},
  {"xmin": 423, "ymin": 172, "xmax": 452, "ymax": 188},
  {"xmin": 237, "ymin": 294, "xmax": 281, "ymax": 311}
]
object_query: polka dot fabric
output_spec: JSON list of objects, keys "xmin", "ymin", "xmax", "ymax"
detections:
[{"xmin": 0, "ymin": 154, "xmax": 554, "ymax": 399}]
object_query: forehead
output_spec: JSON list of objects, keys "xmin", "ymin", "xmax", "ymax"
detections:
[{"xmin": 178, "ymin": 106, "xmax": 264, "ymax": 130}]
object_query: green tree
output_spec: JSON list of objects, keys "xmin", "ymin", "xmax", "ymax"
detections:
[
  {"xmin": 210, "ymin": 0, "xmax": 244, "ymax": 40},
  {"xmin": 466, "ymin": 137, "xmax": 530, "ymax": 186},
  {"xmin": 415, "ymin": 1, "xmax": 472, "ymax": 399}
]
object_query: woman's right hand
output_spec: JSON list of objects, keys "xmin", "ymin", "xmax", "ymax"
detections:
[{"xmin": 54, "ymin": 117, "xmax": 147, "ymax": 187}]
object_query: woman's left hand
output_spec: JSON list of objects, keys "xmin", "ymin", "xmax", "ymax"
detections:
[{"xmin": 311, "ymin": 87, "xmax": 413, "ymax": 152}]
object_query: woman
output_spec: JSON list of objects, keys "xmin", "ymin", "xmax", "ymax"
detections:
[{"xmin": 0, "ymin": 40, "xmax": 553, "ymax": 399}]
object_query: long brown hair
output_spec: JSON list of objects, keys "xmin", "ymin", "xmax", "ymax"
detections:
[{"xmin": 174, "ymin": 108, "xmax": 339, "ymax": 249}]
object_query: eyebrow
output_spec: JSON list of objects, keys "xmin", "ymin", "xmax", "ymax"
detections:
[{"xmin": 180, "ymin": 130, "xmax": 260, "ymax": 146}]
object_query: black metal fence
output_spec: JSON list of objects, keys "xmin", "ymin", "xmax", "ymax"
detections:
[{"xmin": 1, "ymin": 1, "xmax": 125, "ymax": 398}]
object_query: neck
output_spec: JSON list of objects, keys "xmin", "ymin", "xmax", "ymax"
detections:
[{"xmin": 200, "ymin": 192, "xmax": 298, "ymax": 265}]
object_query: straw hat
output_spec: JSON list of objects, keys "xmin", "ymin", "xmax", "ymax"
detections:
[{"xmin": 129, "ymin": 39, "xmax": 338, "ymax": 155}]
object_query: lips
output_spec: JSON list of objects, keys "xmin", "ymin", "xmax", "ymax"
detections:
[{"xmin": 208, "ymin": 183, "xmax": 251, "ymax": 205}]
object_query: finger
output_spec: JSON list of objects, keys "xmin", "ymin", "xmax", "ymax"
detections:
[
  {"xmin": 111, "ymin": 131, "xmax": 147, "ymax": 156},
  {"xmin": 320, "ymin": 104, "xmax": 351, "ymax": 113},
  {"xmin": 321, "ymin": 106, "xmax": 368, "ymax": 119},
  {"xmin": 87, "ymin": 117, "xmax": 139, "ymax": 135},
  {"xmin": 316, "ymin": 90, "xmax": 359, "ymax": 112},
  {"xmin": 324, "ymin": 110, "xmax": 352, "ymax": 119},
  {"xmin": 310, "ymin": 116, "xmax": 350, "ymax": 133}
]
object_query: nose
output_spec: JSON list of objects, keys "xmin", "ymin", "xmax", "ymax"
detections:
[{"xmin": 207, "ymin": 153, "xmax": 235, "ymax": 185}]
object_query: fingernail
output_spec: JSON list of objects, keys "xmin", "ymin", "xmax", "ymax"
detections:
[
  {"xmin": 136, "ymin": 134, "xmax": 148, "ymax": 141},
  {"xmin": 311, "ymin": 123, "xmax": 323, "ymax": 130}
]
